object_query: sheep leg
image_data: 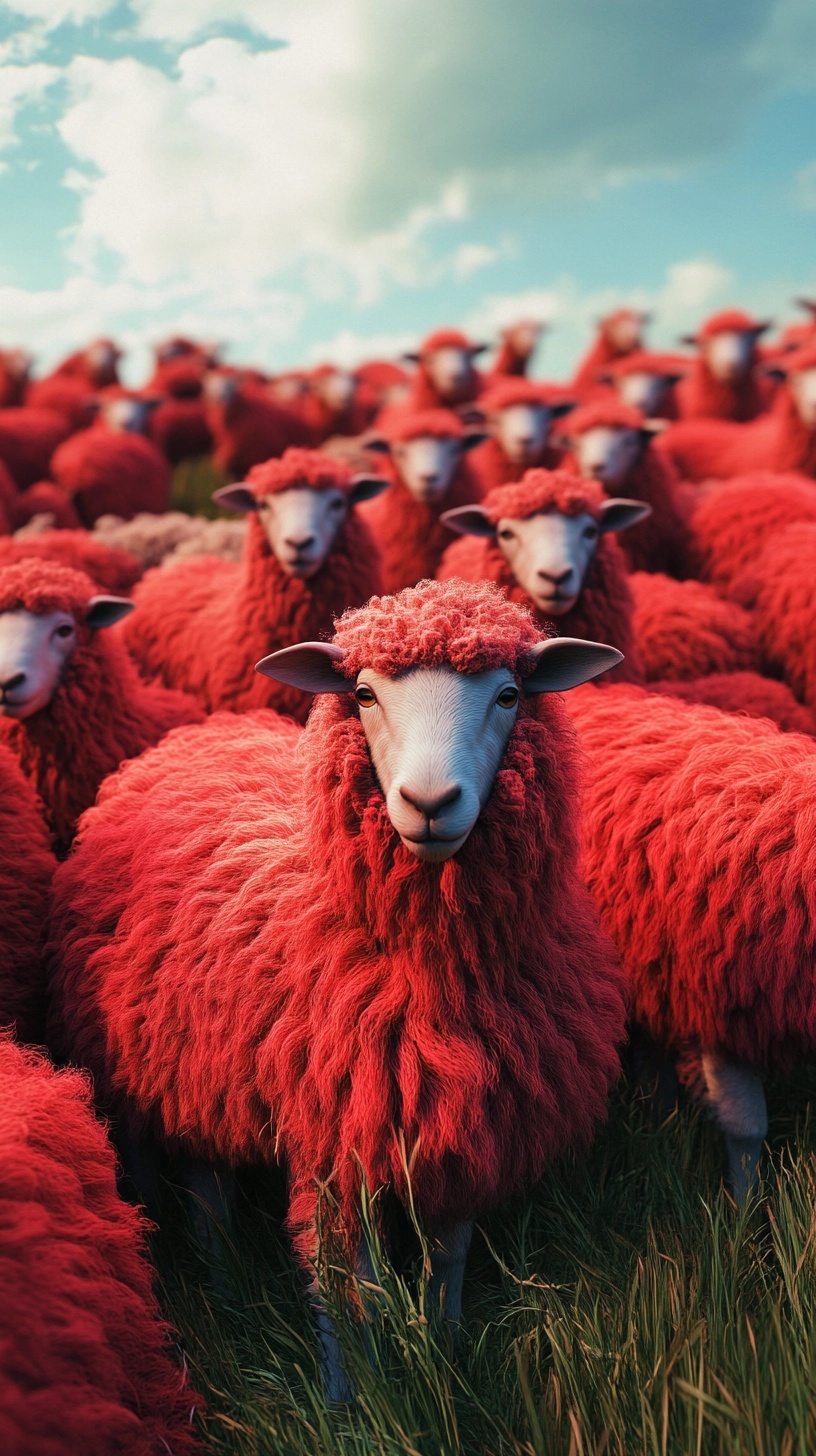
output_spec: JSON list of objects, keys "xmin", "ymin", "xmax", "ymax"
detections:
[
  {"xmin": 428, "ymin": 1220, "xmax": 473, "ymax": 1325},
  {"xmin": 628, "ymin": 1027, "xmax": 680, "ymax": 1123},
  {"xmin": 179, "ymin": 1158, "xmax": 235, "ymax": 1263},
  {"xmin": 313, "ymin": 1237, "xmax": 377, "ymax": 1405},
  {"xmin": 700, "ymin": 1051, "xmax": 768, "ymax": 1204}
]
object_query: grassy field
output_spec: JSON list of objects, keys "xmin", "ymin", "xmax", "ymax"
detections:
[{"xmin": 152, "ymin": 1068, "xmax": 816, "ymax": 1456}]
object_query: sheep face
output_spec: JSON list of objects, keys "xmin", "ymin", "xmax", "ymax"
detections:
[
  {"xmin": 788, "ymin": 366, "xmax": 816, "ymax": 428},
  {"xmin": 392, "ymin": 435, "xmax": 464, "ymax": 502},
  {"xmin": 617, "ymin": 371, "xmax": 669, "ymax": 416},
  {"xmin": 573, "ymin": 426, "xmax": 642, "ymax": 487},
  {"xmin": 491, "ymin": 403, "xmax": 551, "ymax": 466},
  {"xmin": 503, "ymin": 321, "xmax": 542, "ymax": 358},
  {"xmin": 604, "ymin": 313, "xmax": 643, "ymax": 353},
  {"xmin": 255, "ymin": 487, "xmax": 351, "ymax": 577},
  {"xmin": 99, "ymin": 397, "xmax": 157, "ymax": 434},
  {"xmin": 423, "ymin": 347, "xmax": 477, "ymax": 403},
  {"xmin": 0, "ymin": 597, "xmax": 133, "ymax": 719},
  {"xmin": 85, "ymin": 340, "xmax": 119, "ymax": 383},
  {"xmin": 702, "ymin": 330, "xmax": 754, "ymax": 382}
]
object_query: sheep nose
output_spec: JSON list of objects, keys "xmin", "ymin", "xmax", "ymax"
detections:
[
  {"xmin": 538, "ymin": 566, "xmax": 572, "ymax": 586},
  {"xmin": 420, "ymin": 473, "xmax": 439, "ymax": 487},
  {"xmin": 0, "ymin": 672, "xmax": 26, "ymax": 693},
  {"xmin": 285, "ymin": 534, "xmax": 315, "ymax": 550},
  {"xmin": 399, "ymin": 782, "xmax": 461, "ymax": 819}
]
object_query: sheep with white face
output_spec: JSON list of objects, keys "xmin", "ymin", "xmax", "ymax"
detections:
[
  {"xmin": 616, "ymin": 371, "xmax": 679, "ymax": 417},
  {"xmin": 414, "ymin": 346, "xmax": 483, "ymax": 404},
  {"xmin": 257, "ymin": 637, "xmax": 622, "ymax": 864},
  {"xmin": 213, "ymin": 476, "xmax": 388, "ymax": 579},
  {"xmin": 367, "ymin": 430, "xmax": 486, "ymax": 504},
  {"xmin": 443, "ymin": 499, "xmax": 649, "ymax": 616},
  {"xmin": 490, "ymin": 403, "xmax": 553, "ymax": 467},
  {"xmin": 313, "ymin": 370, "xmax": 355, "ymax": 415},
  {"xmin": 701, "ymin": 330, "xmax": 757, "ymax": 383},
  {"xmin": 572, "ymin": 425, "xmax": 655, "ymax": 489},
  {"xmin": 0, "ymin": 597, "xmax": 133, "ymax": 719}
]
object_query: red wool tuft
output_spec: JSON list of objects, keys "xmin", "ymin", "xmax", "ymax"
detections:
[
  {"xmin": 0, "ymin": 530, "xmax": 142, "ymax": 593},
  {"xmin": 0, "ymin": 409, "xmax": 71, "ymax": 491},
  {"xmin": 378, "ymin": 407, "xmax": 467, "ymax": 443},
  {"xmin": 0, "ymin": 746, "xmax": 54, "ymax": 1040},
  {"xmin": 243, "ymin": 447, "xmax": 360, "ymax": 498},
  {"xmin": 660, "ymin": 384, "xmax": 816, "ymax": 481},
  {"xmin": 732, "ymin": 523, "xmax": 816, "ymax": 712},
  {"xmin": 0, "ymin": 560, "xmax": 202, "ymax": 850},
  {"xmin": 0, "ymin": 1037, "xmax": 200, "ymax": 1454},
  {"xmin": 124, "ymin": 502, "xmax": 382, "ymax": 721},
  {"xmin": 564, "ymin": 398, "xmax": 645, "ymax": 436},
  {"xmin": 569, "ymin": 683, "xmax": 816, "ymax": 1069},
  {"xmin": 651, "ymin": 672, "xmax": 816, "ymax": 737},
  {"xmin": 437, "ymin": 481, "xmax": 641, "ymax": 682},
  {"xmin": 50, "ymin": 429, "xmax": 171, "ymax": 525},
  {"xmin": 694, "ymin": 309, "xmax": 767, "ymax": 340},
  {"xmin": 48, "ymin": 659, "xmax": 625, "ymax": 1265},
  {"xmin": 688, "ymin": 472, "xmax": 816, "ymax": 590},
  {"xmin": 629, "ymin": 572, "xmax": 761, "ymax": 681}
]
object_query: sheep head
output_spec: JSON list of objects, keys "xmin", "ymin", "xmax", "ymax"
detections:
[{"xmin": 0, "ymin": 592, "xmax": 133, "ymax": 719}]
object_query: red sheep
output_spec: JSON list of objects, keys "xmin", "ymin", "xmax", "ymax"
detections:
[
  {"xmin": 571, "ymin": 308, "xmax": 649, "ymax": 394},
  {"xmin": 659, "ymin": 341, "xmax": 816, "ymax": 482},
  {"xmin": 204, "ymin": 371, "xmax": 311, "ymax": 477},
  {"xmin": 676, "ymin": 309, "xmax": 772, "ymax": 422},
  {"xmin": 45, "ymin": 337, "xmax": 122, "ymax": 390},
  {"xmin": 361, "ymin": 409, "xmax": 487, "ymax": 591},
  {"xmin": 569, "ymin": 682, "xmax": 816, "ymax": 1197},
  {"xmin": 561, "ymin": 398, "xmax": 691, "ymax": 577},
  {"xmin": 0, "ymin": 559, "xmax": 202, "ymax": 851},
  {"xmin": 0, "ymin": 1037, "xmax": 200, "ymax": 1455},
  {"xmin": 49, "ymin": 399, "xmax": 171, "ymax": 525},
  {"xmin": 628, "ymin": 572, "xmax": 761, "ymax": 681},
  {"xmin": 486, "ymin": 319, "xmax": 545, "ymax": 379},
  {"xmin": 652, "ymin": 672, "xmax": 816, "ymax": 736},
  {"xmin": 0, "ymin": 527, "xmax": 142, "ymax": 592},
  {"xmin": 438, "ymin": 469, "xmax": 647, "ymax": 680},
  {"xmin": 298, "ymin": 364, "xmax": 374, "ymax": 442},
  {"xmin": 0, "ymin": 745, "xmax": 54, "ymax": 1040},
  {"xmin": 48, "ymin": 577, "xmax": 626, "ymax": 1399},
  {"xmin": 467, "ymin": 378, "xmax": 574, "ymax": 495},
  {"xmin": 601, "ymin": 350, "xmax": 688, "ymax": 420},
  {"xmin": 731, "ymin": 522, "xmax": 816, "ymax": 714},
  {"xmin": 688, "ymin": 471, "xmax": 816, "ymax": 592},
  {"xmin": 388, "ymin": 328, "xmax": 487, "ymax": 419},
  {"xmin": 0, "ymin": 409, "xmax": 71, "ymax": 490},
  {"xmin": 0, "ymin": 348, "xmax": 32, "ymax": 408},
  {"xmin": 123, "ymin": 449, "xmax": 386, "ymax": 722}
]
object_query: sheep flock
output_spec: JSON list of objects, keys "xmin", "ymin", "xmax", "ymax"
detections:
[{"xmin": 2, "ymin": 304, "xmax": 816, "ymax": 1449}]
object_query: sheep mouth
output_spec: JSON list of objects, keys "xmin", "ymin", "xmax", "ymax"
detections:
[
  {"xmin": 534, "ymin": 590, "xmax": 577, "ymax": 615},
  {"xmin": 280, "ymin": 555, "xmax": 322, "ymax": 578},
  {"xmin": 400, "ymin": 830, "xmax": 470, "ymax": 862}
]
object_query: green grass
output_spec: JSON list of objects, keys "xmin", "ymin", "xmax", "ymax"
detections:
[
  {"xmin": 169, "ymin": 456, "xmax": 230, "ymax": 518},
  {"xmin": 152, "ymin": 1071, "xmax": 816, "ymax": 1455}
]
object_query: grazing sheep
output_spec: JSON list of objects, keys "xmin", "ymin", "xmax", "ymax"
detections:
[
  {"xmin": 1, "ymin": 527, "xmax": 143, "ymax": 593},
  {"xmin": 123, "ymin": 449, "xmax": 387, "ymax": 722},
  {"xmin": 0, "ymin": 745, "xmax": 54, "ymax": 1040},
  {"xmin": 0, "ymin": 1036, "xmax": 200, "ymax": 1455},
  {"xmin": 676, "ymin": 309, "xmax": 772, "ymax": 422},
  {"xmin": 204, "ymin": 371, "xmax": 311, "ymax": 477},
  {"xmin": 0, "ymin": 408, "xmax": 71, "ymax": 490},
  {"xmin": 659, "ymin": 342, "xmax": 816, "ymax": 482},
  {"xmin": 438, "ymin": 469, "xmax": 648, "ymax": 679},
  {"xmin": 0, "ymin": 559, "xmax": 203, "ymax": 851},
  {"xmin": 468, "ymin": 378, "xmax": 574, "ymax": 494},
  {"xmin": 569, "ymin": 683, "xmax": 816, "ymax": 1198},
  {"xmin": 571, "ymin": 308, "xmax": 649, "ymax": 393},
  {"xmin": 49, "ymin": 404, "xmax": 171, "ymax": 525},
  {"xmin": 48, "ymin": 577, "xmax": 626, "ymax": 1399},
  {"xmin": 361, "ymin": 409, "xmax": 487, "ymax": 591},
  {"xmin": 562, "ymin": 398, "xmax": 691, "ymax": 577},
  {"xmin": 688, "ymin": 471, "xmax": 816, "ymax": 593}
]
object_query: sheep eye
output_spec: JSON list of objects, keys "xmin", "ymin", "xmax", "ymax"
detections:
[
  {"xmin": 355, "ymin": 684, "xmax": 377, "ymax": 707},
  {"xmin": 498, "ymin": 529, "xmax": 515, "ymax": 542},
  {"xmin": 583, "ymin": 526, "xmax": 599, "ymax": 540},
  {"xmin": 497, "ymin": 685, "xmax": 519, "ymax": 709},
  {"xmin": 329, "ymin": 497, "xmax": 345, "ymax": 512},
  {"xmin": 54, "ymin": 624, "xmax": 74, "ymax": 639}
]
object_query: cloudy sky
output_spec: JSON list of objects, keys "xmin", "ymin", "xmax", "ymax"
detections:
[{"xmin": 0, "ymin": 0, "xmax": 815, "ymax": 383}]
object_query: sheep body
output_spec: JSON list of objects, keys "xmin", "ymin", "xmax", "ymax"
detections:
[
  {"xmin": 660, "ymin": 385, "xmax": 816, "ymax": 482},
  {"xmin": 732, "ymin": 523, "xmax": 816, "ymax": 713},
  {"xmin": 50, "ymin": 429, "xmax": 171, "ymax": 524},
  {"xmin": 0, "ymin": 1037, "xmax": 199, "ymax": 1455},
  {"xmin": 0, "ymin": 409, "xmax": 70, "ymax": 490},
  {"xmin": 651, "ymin": 672, "xmax": 816, "ymax": 736},
  {"xmin": 0, "ymin": 744, "xmax": 55, "ymax": 1039},
  {"xmin": 688, "ymin": 472, "xmax": 816, "ymax": 591},
  {"xmin": 629, "ymin": 571, "xmax": 761, "ymax": 681},
  {"xmin": 0, "ymin": 529, "xmax": 142, "ymax": 593}
]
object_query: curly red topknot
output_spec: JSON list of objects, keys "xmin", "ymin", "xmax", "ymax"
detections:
[
  {"xmin": 417, "ymin": 328, "xmax": 478, "ymax": 356},
  {"xmin": 377, "ymin": 407, "xmax": 467, "ymax": 443},
  {"xmin": 334, "ymin": 577, "xmax": 544, "ymax": 680},
  {"xmin": 0, "ymin": 1036, "xmax": 200, "ymax": 1455},
  {"xmin": 0, "ymin": 559, "xmax": 203, "ymax": 850},
  {"xmin": 243, "ymin": 446, "xmax": 359, "ymax": 498},
  {"xmin": 479, "ymin": 378, "xmax": 572, "ymax": 412},
  {"xmin": 0, "ymin": 745, "xmax": 54, "ymax": 1040},
  {"xmin": 437, "ymin": 473, "xmax": 641, "ymax": 681},
  {"xmin": 693, "ymin": 309, "xmax": 769, "ymax": 340}
]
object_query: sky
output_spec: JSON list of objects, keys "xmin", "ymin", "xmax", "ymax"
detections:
[{"xmin": 0, "ymin": 0, "xmax": 814, "ymax": 385}]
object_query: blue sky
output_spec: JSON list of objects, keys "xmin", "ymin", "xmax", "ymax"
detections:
[{"xmin": 0, "ymin": 0, "xmax": 814, "ymax": 384}]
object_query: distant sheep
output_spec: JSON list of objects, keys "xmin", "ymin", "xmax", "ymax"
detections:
[
  {"xmin": 676, "ymin": 309, "xmax": 772, "ymax": 422},
  {"xmin": 571, "ymin": 308, "xmax": 648, "ymax": 393},
  {"xmin": 93, "ymin": 511, "xmax": 246, "ymax": 571},
  {"xmin": 1, "ymin": 527, "xmax": 143, "ymax": 593},
  {"xmin": 468, "ymin": 378, "xmax": 574, "ymax": 495}
]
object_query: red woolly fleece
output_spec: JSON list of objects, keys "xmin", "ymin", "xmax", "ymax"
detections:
[
  {"xmin": 652, "ymin": 672, "xmax": 816, "ymax": 738},
  {"xmin": 243, "ymin": 447, "xmax": 361, "ymax": 497},
  {"xmin": 0, "ymin": 530, "xmax": 142, "ymax": 593},
  {"xmin": 732, "ymin": 523, "xmax": 816, "ymax": 713},
  {"xmin": 206, "ymin": 384, "xmax": 312, "ymax": 477},
  {"xmin": 689, "ymin": 472, "xmax": 816, "ymax": 591},
  {"xmin": 0, "ymin": 560, "xmax": 202, "ymax": 850},
  {"xmin": 0, "ymin": 745, "xmax": 54, "ymax": 1040},
  {"xmin": 124, "ymin": 491, "xmax": 382, "ymax": 721},
  {"xmin": 660, "ymin": 384, "xmax": 816, "ymax": 481},
  {"xmin": 437, "ymin": 477, "xmax": 641, "ymax": 681},
  {"xmin": 0, "ymin": 409, "xmax": 71, "ymax": 490},
  {"xmin": 629, "ymin": 572, "xmax": 761, "ymax": 682},
  {"xmin": 0, "ymin": 1037, "xmax": 199, "ymax": 1455},
  {"xmin": 360, "ymin": 418, "xmax": 484, "ymax": 592},
  {"xmin": 50, "ymin": 428, "xmax": 171, "ymax": 525},
  {"xmin": 570, "ymin": 683, "xmax": 816, "ymax": 1068},
  {"xmin": 48, "ymin": 583, "xmax": 626, "ymax": 1266}
]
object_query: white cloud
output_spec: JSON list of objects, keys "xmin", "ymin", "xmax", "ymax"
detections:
[
  {"xmin": 304, "ymin": 327, "xmax": 416, "ymax": 369},
  {"xmin": 0, "ymin": 62, "xmax": 58, "ymax": 149}
]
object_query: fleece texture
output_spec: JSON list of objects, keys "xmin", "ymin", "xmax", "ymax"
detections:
[
  {"xmin": 0, "ymin": 531, "xmax": 142, "ymax": 594},
  {"xmin": 0, "ymin": 560, "xmax": 202, "ymax": 851},
  {"xmin": 0, "ymin": 745, "xmax": 54, "ymax": 1039},
  {"xmin": 660, "ymin": 378, "xmax": 816, "ymax": 483},
  {"xmin": 437, "ymin": 471, "xmax": 641, "ymax": 681},
  {"xmin": 50, "ymin": 429, "xmax": 170, "ymax": 525},
  {"xmin": 651, "ymin": 672, "xmax": 816, "ymax": 737},
  {"xmin": 0, "ymin": 410, "xmax": 71, "ymax": 491},
  {"xmin": 629, "ymin": 571, "xmax": 761, "ymax": 681},
  {"xmin": 732, "ymin": 522, "xmax": 816, "ymax": 713},
  {"xmin": 688, "ymin": 472, "xmax": 816, "ymax": 592},
  {"xmin": 48, "ymin": 580, "xmax": 626, "ymax": 1268},
  {"xmin": 0, "ymin": 1037, "xmax": 200, "ymax": 1455},
  {"xmin": 569, "ymin": 682, "xmax": 816, "ymax": 1069}
]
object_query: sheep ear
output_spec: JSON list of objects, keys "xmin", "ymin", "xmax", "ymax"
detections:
[
  {"xmin": 212, "ymin": 483, "xmax": 258, "ymax": 512},
  {"xmin": 363, "ymin": 435, "xmax": 392, "ymax": 456},
  {"xmin": 461, "ymin": 430, "xmax": 489, "ymax": 452},
  {"xmin": 524, "ymin": 637, "xmax": 623, "ymax": 694},
  {"xmin": 764, "ymin": 364, "xmax": 787, "ymax": 382},
  {"xmin": 255, "ymin": 641, "xmax": 349, "ymax": 693},
  {"xmin": 402, "ymin": 352, "xmax": 420, "ymax": 365},
  {"xmin": 550, "ymin": 398, "xmax": 578, "ymax": 418},
  {"xmin": 85, "ymin": 595, "xmax": 135, "ymax": 630},
  {"xmin": 679, "ymin": 334, "xmax": 698, "ymax": 348},
  {"xmin": 469, "ymin": 343, "xmax": 488, "ymax": 357},
  {"xmin": 598, "ymin": 498, "xmax": 652, "ymax": 533},
  {"xmin": 440, "ymin": 505, "xmax": 496, "ymax": 538},
  {"xmin": 349, "ymin": 474, "xmax": 389, "ymax": 504}
]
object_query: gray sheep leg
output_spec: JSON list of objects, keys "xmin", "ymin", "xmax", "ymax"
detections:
[
  {"xmin": 700, "ymin": 1051, "xmax": 768, "ymax": 1204},
  {"xmin": 180, "ymin": 1159, "xmax": 235, "ymax": 1262},
  {"xmin": 313, "ymin": 1236, "xmax": 377, "ymax": 1405},
  {"xmin": 428, "ymin": 1220, "xmax": 473, "ymax": 1324}
]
